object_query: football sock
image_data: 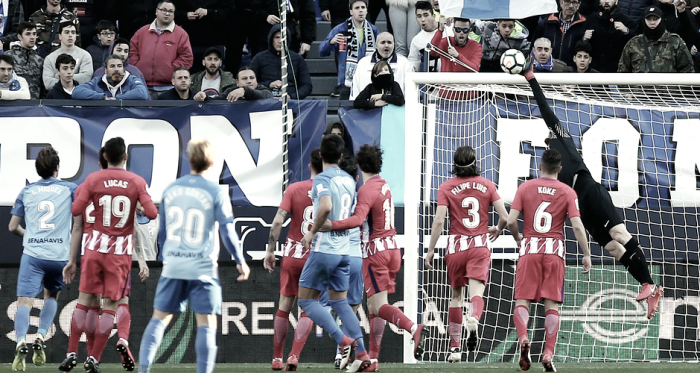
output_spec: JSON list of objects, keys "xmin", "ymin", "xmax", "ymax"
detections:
[
  {"xmin": 329, "ymin": 298, "xmax": 366, "ymax": 354},
  {"xmin": 368, "ymin": 314, "xmax": 386, "ymax": 360},
  {"xmin": 273, "ymin": 310, "xmax": 289, "ymax": 359},
  {"xmin": 621, "ymin": 238, "xmax": 654, "ymax": 284},
  {"xmin": 543, "ymin": 310, "xmax": 560, "ymax": 357},
  {"xmin": 378, "ymin": 304, "xmax": 415, "ymax": 332},
  {"xmin": 138, "ymin": 318, "xmax": 167, "ymax": 372},
  {"xmin": 513, "ymin": 305, "xmax": 530, "ymax": 344},
  {"xmin": 298, "ymin": 299, "xmax": 344, "ymax": 344},
  {"xmin": 68, "ymin": 304, "xmax": 88, "ymax": 354},
  {"xmin": 195, "ymin": 326, "xmax": 217, "ymax": 373},
  {"xmin": 469, "ymin": 296, "xmax": 484, "ymax": 321},
  {"xmin": 289, "ymin": 312, "xmax": 312, "ymax": 358},
  {"xmin": 15, "ymin": 305, "xmax": 30, "ymax": 343},
  {"xmin": 38, "ymin": 297, "xmax": 57, "ymax": 338},
  {"xmin": 92, "ymin": 310, "xmax": 116, "ymax": 361},
  {"xmin": 117, "ymin": 304, "xmax": 131, "ymax": 341},
  {"xmin": 86, "ymin": 306, "xmax": 100, "ymax": 356},
  {"xmin": 448, "ymin": 307, "xmax": 462, "ymax": 348}
]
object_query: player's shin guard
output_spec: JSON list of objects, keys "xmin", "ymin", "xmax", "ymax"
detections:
[
  {"xmin": 68, "ymin": 304, "xmax": 89, "ymax": 354},
  {"xmin": 289, "ymin": 312, "xmax": 312, "ymax": 358},
  {"xmin": 448, "ymin": 307, "xmax": 462, "ymax": 348},
  {"xmin": 85, "ymin": 307, "xmax": 100, "ymax": 356},
  {"xmin": 92, "ymin": 310, "xmax": 116, "ymax": 361},
  {"xmin": 368, "ymin": 314, "xmax": 385, "ymax": 360},
  {"xmin": 513, "ymin": 305, "xmax": 530, "ymax": 344},
  {"xmin": 543, "ymin": 310, "xmax": 560, "ymax": 358},
  {"xmin": 272, "ymin": 310, "xmax": 289, "ymax": 359},
  {"xmin": 298, "ymin": 299, "xmax": 344, "ymax": 344},
  {"xmin": 620, "ymin": 238, "xmax": 653, "ymax": 285},
  {"xmin": 116, "ymin": 304, "xmax": 131, "ymax": 341},
  {"xmin": 378, "ymin": 304, "xmax": 415, "ymax": 332},
  {"xmin": 38, "ymin": 298, "xmax": 57, "ymax": 338},
  {"xmin": 138, "ymin": 318, "xmax": 167, "ymax": 373},
  {"xmin": 469, "ymin": 296, "xmax": 484, "ymax": 321},
  {"xmin": 15, "ymin": 305, "xmax": 30, "ymax": 343},
  {"xmin": 329, "ymin": 299, "xmax": 367, "ymax": 355},
  {"xmin": 195, "ymin": 326, "xmax": 217, "ymax": 373}
]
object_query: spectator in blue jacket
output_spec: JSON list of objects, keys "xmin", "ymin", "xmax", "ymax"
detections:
[
  {"xmin": 320, "ymin": 0, "xmax": 378, "ymax": 99},
  {"xmin": 249, "ymin": 24, "xmax": 313, "ymax": 99},
  {"xmin": 73, "ymin": 55, "xmax": 148, "ymax": 100}
]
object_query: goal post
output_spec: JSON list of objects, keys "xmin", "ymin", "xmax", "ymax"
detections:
[{"xmin": 403, "ymin": 72, "xmax": 700, "ymax": 364}]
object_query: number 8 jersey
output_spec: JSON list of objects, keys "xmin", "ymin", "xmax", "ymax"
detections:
[
  {"xmin": 310, "ymin": 166, "xmax": 356, "ymax": 255},
  {"xmin": 438, "ymin": 176, "xmax": 500, "ymax": 237}
]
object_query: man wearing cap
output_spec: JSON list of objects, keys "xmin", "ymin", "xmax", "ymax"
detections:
[
  {"xmin": 191, "ymin": 47, "xmax": 235, "ymax": 100},
  {"xmin": 618, "ymin": 5, "xmax": 693, "ymax": 72}
]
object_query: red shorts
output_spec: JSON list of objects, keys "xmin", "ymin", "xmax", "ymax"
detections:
[
  {"xmin": 280, "ymin": 255, "xmax": 308, "ymax": 297},
  {"xmin": 514, "ymin": 254, "xmax": 565, "ymax": 303},
  {"xmin": 79, "ymin": 250, "xmax": 131, "ymax": 301},
  {"xmin": 363, "ymin": 248, "xmax": 401, "ymax": 297},
  {"xmin": 445, "ymin": 245, "xmax": 490, "ymax": 289}
]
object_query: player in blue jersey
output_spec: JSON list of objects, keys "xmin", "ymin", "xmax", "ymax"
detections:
[
  {"xmin": 8, "ymin": 146, "xmax": 78, "ymax": 371},
  {"xmin": 299, "ymin": 134, "xmax": 372, "ymax": 371},
  {"xmin": 137, "ymin": 139, "xmax": 250, "ymax": 373}
]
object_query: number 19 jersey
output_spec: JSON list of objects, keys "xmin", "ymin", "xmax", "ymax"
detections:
[
  {"xmin": 437, "ymin": 176, "xmax": 500, "ymax": 236},
  {"xmin": 310, "ymin": 166, "xmax": 356, "ymax": 255}
]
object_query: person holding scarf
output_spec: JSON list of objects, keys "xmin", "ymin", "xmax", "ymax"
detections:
[
  {"xmin": 531, "ymin": 37, "xmax": 573, "ymax": 72},
  {"xmin": 320, "ymin": 0, "xmax": 378, "ymax": 99},
  {"xmin": 353, "ymin": 60, "xmax": 404, "ymax": 109},
  {"xmin": 0, "ymin": 54, "xmax": 31, "ymax": 100}
]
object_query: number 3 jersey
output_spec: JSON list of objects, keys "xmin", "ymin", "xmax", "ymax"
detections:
[
  {"xmin": 11, "ymin": 177, "xmax": 77, "ymax": 261},
  {"xmin": 310, "ymin": 166, "xmax": 356, "ymax": 255},
  {"xmin": 278, "ymin": 179, "xmax": 313, "ymax": 258},
  {"xmin": 438, "ymin": 176, "xmax": 500, "ymax": 236}
]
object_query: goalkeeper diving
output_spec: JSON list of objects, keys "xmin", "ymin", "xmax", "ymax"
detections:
[{"xmin": 517, "ymin": 58, "xmax": 662, "ymax": 319}]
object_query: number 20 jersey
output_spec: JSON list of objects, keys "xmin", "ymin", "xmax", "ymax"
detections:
[
  {"xmin": 310, "ymin": 166, "xmax": 356, "ymax": 255},
  {"xmin": 278, "ymin": 179, "xmax": 313, "ymax": 258},
  {"xmin": 437, "ymin": 176, "xmax": 500, "ymax": 236}
]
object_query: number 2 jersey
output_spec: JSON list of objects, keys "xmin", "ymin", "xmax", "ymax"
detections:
[
  {"xmin": 310, "ymin": 166, "xmax": 356, "ymax": 255},
  {"xmin": 278, "ymin": 179, "xmax": 313, "ymax": 259},
  {"xmin": 11, "ymin": 177, "xmax": 77, "ymax": 261}
]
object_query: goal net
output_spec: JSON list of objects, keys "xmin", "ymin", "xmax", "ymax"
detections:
[{"xmin": 402, "ymin": 73, "xmax": 700, "ymax": 364}]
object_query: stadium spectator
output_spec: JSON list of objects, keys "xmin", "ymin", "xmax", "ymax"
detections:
[
  {"xmin": 534, "ymin": 0, "xmax": 588, "ymax": 68},
  {"xmin": 9, "ymin": 146, "xmax": 77, "ymax": 372},
  {"xmin": 130, "ymin": 0, "xmax": 194, "ymax": 99},
  {"xmin": 92, "ymin": 38, "xmax": 147, "ymax": 83},
  {"xmin": 86, "ymin": 20, "xmax": 116, "ymax": 71},
  {"xmin": 531, "ymin": 37, "xmax": 573, "ymax": 72},
  {"xmin": 62, "ymin": 0, "xmax": 107, "ymax": 49},
  {"xmin": 429, "ymin": 17, "xmax": 482, "ymax": 72},
  {"xmin": 46, "ymin": 53, "xmax": 78, "ymax": 98},
  {"xmin": 689, "ymin": 0, "xmax": 700, "ymax": 25},
  {"xmin": 42, "ymin": 22, "xmax": 92, "ymax": 90},
  {"xmin": 0, "ymin": 55, "xmax": 30, "ymax": 100},
  {"xmin": 615, "ymin": 0, "xmax": 655, "ymax": 25},
  {"xmin": 20, "ymin": 0, "xmax": 43, "ymax": 15},
  {"xmin": 225, "ymin": 0, "xmax": 257, "ymax": 74},
  {"xmin": 250, "ymin": 24, "xmax": 313, "ymax": 99},
  {"xmin": 583, "ymin": 0, "xmax": 636, "ymax": 73},
  {"xmin": 353, "ymin": 60, "xmax": 404, "ymax": 109},
  {"xmin": 253, "ymin": 0, "xmax": 316, "ymax": 57},
  {"xmin": 473, "ymin": 19, "xmax": 531, "ymax": 73},
  {"xmin": 4, "ymin": 22, "xmax": 45, "ymax": 99},
  {"xmin": 572, "ymin": 41, "xmax": 598, "ymax": 72},
  {"xmin": 369, "ymin": 0, "xmax": 392, "ymax": 35},
  {"xmin": 320, "ymin": 0, "xmax": 350, "ymax": 27},
  {"xmin": 408, "ymin": 1, "xmax": 439, "ymax": 71},
  {"xmin": 29, "ymin": 0, "xmax": 81, "ymax": 58},
  {"xmin": 655, "ymin": 0, "xmax": 700, "ymax": 54},
  {"xmin": 618, "ymin": 6, "xmax": 694, "ymax": 72},
  {"xmin": 216, "ymin": 67, "xmax": 273, "ymax": 102},
  {"xmin": 156, "ymin": 66, "xmax": 197, "ymax": 100},
  {"xmin": 387, "ymin": 0, "xmax": 421, "ymax": 57},
  {"xmin": 115, "ymin": 0, "xmax": 158, "ymax": 41},
  {"xmin": 578, "ymin": 0, "xmax": 601, "ymax": 15},
  {"xmin": 0, "ymin": 0, "xmax": 24, "ymax": 51},
  {"xmin": 320, "ymin": 0, "xmax": 378, "ymax": 98},
  {"xmin": 191, "ymin": 47, "xmax": 236, "ymax": 100},
  {"xmin": 72, "ymin": 55, "xmax": 149, "ymax": 99},
  {"xmin": 172, "ymin": 0, "xmax": 234, "ymax": 72},
  {"xmin": 350, "ymin": 32, "xmax": 412, "ymax": 100}
]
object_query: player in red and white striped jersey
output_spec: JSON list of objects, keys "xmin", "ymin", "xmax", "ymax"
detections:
[
  {"xmin": 63, "ymin": 137, "xmax": 157, "ymax": 373},
  {"xmin": 332, "ymin": 145, "xmax": 426, "ymax": 369},
  {"xmin": 425, "ymin": 145, "xmax": 509, "ymax": 362},
  {"xmin": 263, "ymin": 148, "xmax": 323, "ymax": 371},
  {"xmin": 507, "ymin": 149, "xmax": 591, "ymax": 373}
]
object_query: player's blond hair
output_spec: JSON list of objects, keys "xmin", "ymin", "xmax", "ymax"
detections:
[{"xmin": 187, "ymin": 139, "xmax": 215, "ymax": 173}]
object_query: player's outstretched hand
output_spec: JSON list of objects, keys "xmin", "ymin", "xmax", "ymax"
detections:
[
  {"xmin": 263, "ymin": 251, "xmax": 277, "ymax": 273},
  {"xmin": 301, "ymin": 232, "xmax": 314, "ymax": 249},
  {"xmin": 513, "ymin": 233, "xmax": 522, "ymax": 248},
  {"xmin": 63, "ymin": 262, "xmax": 77, "ymax": 284},
  {"xmin": 237, "ymin": 263, "xmax": 251, "ymax": 281},
  {"xmin": 138, "ymin": 263, "xmax": 150, "ymax": 282},
  {"xmin": 520, "ymin": 55, "xmax": 535, "ymax": 81},
  {"xmin": 424, "ymin": 251, "xmax": 435, "ymax": 270},
  {"xmin": 582, "ymin": 255, "xmax": 592, "ymax": 274},
  {"xmin": 488, "ymin": 226, "xmax": 501, "ymax": 241}
]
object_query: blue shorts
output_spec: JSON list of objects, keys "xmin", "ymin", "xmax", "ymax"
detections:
[
  {"xmin": 17, "ymin": 254, "xmax": 66, "ymax": 297},
  {"xmin": 153, "ymin": 277, "xmax": 222, "ymax": 315},
  {"xmin": 347, "ymin": 256, "xmax": 364, "ymax": 305},
  {"xmin": 299, "ymin": 252, "xmax": 350, "ymax": 293}
]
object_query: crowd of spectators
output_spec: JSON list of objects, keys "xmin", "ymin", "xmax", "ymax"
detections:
[{"xmin": 0, "ymin": 0, "xmax": 699, "ymax": 103}]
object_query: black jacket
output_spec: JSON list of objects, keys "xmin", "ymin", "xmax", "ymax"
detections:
[
  {"xmin": 353, "ymin": 81, "xmax": 404, "ymax": 109},
  {"xmin": 215, "ymin": 84, "xmax": 274, "ymax": 101},
  {"xmin": 173, "ymin": 0, "xmax": 235, "ymax": 46},
  {"xmin": 253, "ymin": 0, "xmax": 316, "ymax": 47},
  {"xmin": 535, "ymin": 12, "xmax": 588, "ymax": 68},
  {"xmin": 156, "ymin": 88, "xmax": 196, "ymax": 100},
  {"xmin": 46, "ymin": 81, "xmax": 78, "ymax": 99},
  {"xmin": 656, "ymin": 1, "xmax": 700, "ymax": 51},
  {"xmin": 585, "ymin": 5, "xmax": 637, "ymax": 73}
]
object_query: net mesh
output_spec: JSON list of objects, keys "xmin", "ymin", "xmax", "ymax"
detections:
[{"xmin": 415, "ymin": 82, "xmax": 700, "ymax": 363}]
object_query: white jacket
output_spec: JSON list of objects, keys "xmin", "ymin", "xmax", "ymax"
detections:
[
  {"xmin": 0, "ymin": 76, "xmax": 30, "ymax": 100},
  {"xmin": 350, "ymin": 52, "xmax": 413, "ymax": 100}
]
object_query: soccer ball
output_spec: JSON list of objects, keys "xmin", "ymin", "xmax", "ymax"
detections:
[{"xmin": 500, "ymin": 49, "xmax": 526, "ymax": 74}]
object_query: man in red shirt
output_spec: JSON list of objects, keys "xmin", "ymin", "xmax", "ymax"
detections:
[
  {"xmin": 507, "ymin": 149, "xmax": 591, "ymax": 373},
  {"xmin": 263, "ymin": 149, "xmax": 323, "ymax": 371},
  {"xmin": 429, "ymin": 17, "xmax": 482, "ymax": 72},
  {"xmin": 331, "ymin": 145, "xmax": 425, "ymax": 370},
  {"xmin": 425, "ymin": 145, "xmax": 509, "ymax": 362},
  {"xmin": 63, "ymin": 137, "xmax": 158, "ymax": 373}
]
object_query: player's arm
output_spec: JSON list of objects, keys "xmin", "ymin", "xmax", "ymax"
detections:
[
  {"xmin": 137, "ymin": 182, "xmax": 158, "ymax": 219},
  {"xmin": 506, "ymin": 208, "xmax": 522, "ymax": 248},
  {"xmin": 522, "ymin": 69, "xmax": 569, "ymax": 137},
  {"xmin": 488, "ymin": 198, "xmax": 509, "ymax": 241},
  {"xmin": 424, "ymin": 205, "xmax": 447, "ymax": 270},
  {"xmin": 264, "ymin": 207, "xmax": 289, "ymax": 273},
  {"xmin": 301, "ymin": 195, "xmax": 332, "ymax": 248},
  {"xmin": 214, "ymin": 191, "xmax": 250, "ymax": 281},
  {"xmin": 8, "ymin": 216, "xmax": 25, "ymax": 237},
  {"xmin": 331, "ymin": 192, "xmax": 371, "ymax": 230},
  {"xmin": 157, "ymin": 202, "xmax": 166, "ymax": 251},
  {"xmin": 63, "ymin": 215, "xmax": 84, "ymax": 284},
  {"xmin": 131, "ymin": 218, "xmax": 149, "ymax": 282},
  {"xmin": 570, "ymin": 216, "xmax": 591, "ymax": 274}
]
